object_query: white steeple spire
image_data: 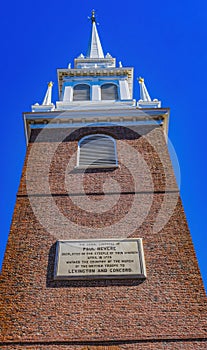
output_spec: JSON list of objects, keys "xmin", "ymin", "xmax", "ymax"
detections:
[{"xmin": 87, "ymin": 10, "xmax": 104, "ymax": 58}]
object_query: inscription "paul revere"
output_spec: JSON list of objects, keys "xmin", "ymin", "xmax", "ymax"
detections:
[{"xmin": 54, "ymin": 238, "xmax": 146, "ymax": 280}]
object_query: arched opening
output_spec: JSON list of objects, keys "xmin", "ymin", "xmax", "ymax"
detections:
[
  {"xmin": 101, "ymin": 83, "xmax": 118, "ymax": 100},
  {"xmin": 77, "ymin": 134, "xmax": 118, "ymax": 168},
  {"xmin": 73, "ymin": 84, "xmax": 90, "ymax": 101}
]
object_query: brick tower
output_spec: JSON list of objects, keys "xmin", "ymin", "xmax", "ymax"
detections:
[{"xmin": 0, "ymin": 11, "xmax": 206, "ymax": 350}]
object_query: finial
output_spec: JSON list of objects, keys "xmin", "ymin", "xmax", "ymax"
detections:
[
  {"xmin": 137, "ymin": 76, "xmax": 161, "ymax": 107},
  {"xmin": 90, "ymin": 9, "xmax": 96, "ymax": 23},
  {"xmin": 42, "ymin": 81, "xmax": 54, "ymax": 106},
  {"xmin": 87, "ymin": 10, "xmax": 103, "ymax": 58},
  {"xmin": 32, "ymin": 80, "xmax": 55, "ymax": 111}
]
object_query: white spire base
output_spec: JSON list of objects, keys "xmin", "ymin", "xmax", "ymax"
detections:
[
  {"xmin": 137, "ymin": 100, "xmax": 161, "ymax": 108},
  {"xmin": 31, "ymin": 103, "xmax": 55, "ymax": 112}
]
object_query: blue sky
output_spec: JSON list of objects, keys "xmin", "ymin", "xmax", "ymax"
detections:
[{"xmin": 0, "ymin": 0, "xmax": 206, "ymax": 291}]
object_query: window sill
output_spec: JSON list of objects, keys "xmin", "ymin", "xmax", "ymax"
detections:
[{"xmin": 75, "ymin": 164, "xmax": 119, "ymax": 169}]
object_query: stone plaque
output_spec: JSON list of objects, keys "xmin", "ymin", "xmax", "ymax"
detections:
[{"xmin": 54, "ymin": 238, "xmax": 146, "ymax": 280}]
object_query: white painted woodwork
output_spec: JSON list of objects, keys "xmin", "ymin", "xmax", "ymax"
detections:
[
  {"xmin": 92, "ymin": 85, "xmax": 101, "ymax": 101},
  {"xmin": 119, "ymin": 80, "xmax": 130, "ymax": 100},
  {"xmin": 63, "ymin": 86, "xmax": 73, "ymax": 102}
]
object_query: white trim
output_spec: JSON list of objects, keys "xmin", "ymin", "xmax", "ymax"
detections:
[
  {"xmin": 73, "ymin": 82, "xmax": 91, "ymax": 88},
  {"xmin": 24, "ymin": 107, "xmax": 169, "ymax": 120},
  {"xmin": 23, "ymin": 108, "xmax": 170, "ymax": 145},
  {"xmin": 56, "ymin": 100, "xmax": 136, "ymax": 110},
  {"xmin": 100, "ymin": 81, "xmax": 119, "ymax": 87},
  {"xmin": 75, "ymin": 164, "xmax": 119, "ymax": 169},
  {"xmin": 119, "ymin": 80, "xmax": 130, "ymax": 100},
  {"xmin": 137, "ymin": 100, "xmax": 161, "ymax": 108},
  {"xmin": 92, "ymin": 85, "xmax": 101, "ymax": 101},
  {"xmin": 29, "ymin": 119, "xmax": 163, "ymax": 129},
  {"xmin": 63, "ymin": 86, "xmax": 73, "ymax": 102}
]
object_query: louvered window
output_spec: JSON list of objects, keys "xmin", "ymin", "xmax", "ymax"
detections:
[
  {"xmin": 73, "ymin": 84, "xmax": 90, "ymax": 101},
  {"xmin": 77, "ymin": 134, "xmax": 118, "ymax": 168},
  {"xmin": 101, "ymin": 83, "xmax": 118, "ymax": 100}
]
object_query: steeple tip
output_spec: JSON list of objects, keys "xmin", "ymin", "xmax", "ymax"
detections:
[
  {"xmin": 87, "ymin": 10, "xmax": 104, "ymax": 59},
  {"xmin": 90, "ymin": 9, "xmax": 96, "ymax": 23},
  {"xmin": 74, "ymin": 11, "xmax": 116, "ymax": 69}
]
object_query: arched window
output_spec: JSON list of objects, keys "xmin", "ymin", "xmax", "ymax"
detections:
[
  {"xmin": 101, "ymin": 83, "xmax": 118, "ymax": 100},
  {"xmin": 73, "ymin": 84, "xmax": 90, "ymax": 101},
  {"xmin": 77, "ymin": 134, "xmax": 118, "ymax": 168}
]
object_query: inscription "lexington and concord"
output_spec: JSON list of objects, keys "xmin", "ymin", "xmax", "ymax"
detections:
[{"xmin": 54, "ymin": 238, "xmax": 146, "ymax": 280}]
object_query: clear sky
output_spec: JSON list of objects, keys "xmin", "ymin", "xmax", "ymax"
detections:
[{"xmin": 0, "ymin": 0, "xmax": 206, "ymax": 292}]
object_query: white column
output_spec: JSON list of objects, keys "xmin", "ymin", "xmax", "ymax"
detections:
[
  {"xmin": 63, "ymin": 86, "xmax": 73, "ymax": 102},
  {"xmin": 119, "ymin": 80, "xmax": 130, "ymax": 100},
  {"xmin": 92, "ymin": 85, "xmax": 101, "ymax": 101}
]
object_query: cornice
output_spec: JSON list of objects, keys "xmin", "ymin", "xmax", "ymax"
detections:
[
  {"xmin": 57, "ymin": 67, "xmax": 134, "ymax": 98},
  {"xmin": 23, "ymin": 107, "xmax": 169, "ymax": 145}
]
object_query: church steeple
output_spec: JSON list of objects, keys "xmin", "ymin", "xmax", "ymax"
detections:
[
  {"xmin": 87, "ymin": 10, "xmax": 104, "ymax": 59},
  {"xmin": 31, "ymin": 12, "xmax": 162, "ymax": 112},
  {"xmin": 2, "ymin": 9, "xmax": 206, "ymax": 350},
  {"xmin": 55, "ymin": 10, "xmax": 135, "ymax": 109}
]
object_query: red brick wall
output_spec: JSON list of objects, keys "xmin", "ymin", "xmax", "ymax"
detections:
[{"xmin": 0, "ymin": 124, "xmax": 206, "ymax": 348}]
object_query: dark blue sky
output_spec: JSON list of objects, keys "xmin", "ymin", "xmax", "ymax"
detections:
[{"xmin": 0, "ymin": 0, "xmax": 206, "ymax": 291}]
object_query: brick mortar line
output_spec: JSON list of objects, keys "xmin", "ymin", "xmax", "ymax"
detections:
[
  {"xmin": 0, "ymin": 336, "xmax": 206, "ymax": 346},
  {"xmin": 17, "ymin": 190, "xmax": 179, "ymax": 198}
]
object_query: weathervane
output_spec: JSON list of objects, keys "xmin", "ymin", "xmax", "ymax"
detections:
[{"xmin": 88, "ymin": 9, "xmax": 99, "ymax": 25}]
